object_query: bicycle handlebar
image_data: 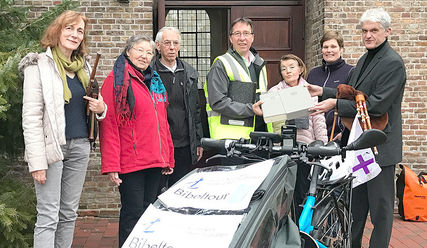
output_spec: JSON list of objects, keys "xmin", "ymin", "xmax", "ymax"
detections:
[
  {"xmin": 201, "ymin": 128, "xmax": 387, "ymax": 159},
  {"xmin": 200, "ymin": 138, "xmax": 228, "ymax": 153}
]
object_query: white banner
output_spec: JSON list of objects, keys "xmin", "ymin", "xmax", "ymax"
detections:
[
  {"xmin": 158, "ymin": 159, "xmax": 274, "ymax": 210},
  {"xmin": 320, "ymin": 117, "xmax": 382, "ymax": 188},
  {"xmin": 122, "ymin": 204, "xmax": 244, "ymax": 248}
]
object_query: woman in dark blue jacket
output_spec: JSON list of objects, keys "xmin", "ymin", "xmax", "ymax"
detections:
[{"xmin": 307, "ymin": 30, "xmax": 354, "ymax": 140}]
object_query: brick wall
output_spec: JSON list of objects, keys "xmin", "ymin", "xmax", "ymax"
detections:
[
  {"xmin": 305, "ymin": 0, "xmax": 325, "ymax": 70},
  {"xmin": 14, "ymin": 0, "xmax": 427, "ymax": 217}
]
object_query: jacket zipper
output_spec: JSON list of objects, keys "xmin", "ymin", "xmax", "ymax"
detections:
[
  {"xmin": 322, "ymin": 66, "xmax": 331, "ymax": 87},
  {"xmin": 140, "ymin": 77, "xmax": 166, "ymax": 164},
  {"xmin": 131, "ymin": 129, "xmax": 137, "ymax": 155},
  {"xmin": 152, "ymin": 96, "xmax": 166, "ymax": 164}
]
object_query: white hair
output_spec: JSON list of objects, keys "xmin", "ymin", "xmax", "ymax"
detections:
[
  {"xmin": 359, "ymin": 8, "xmax": 391, "ymax": 30},
  {"xmin": 155, "ymin": 26, "xmax": 181, "ymax": 43}
]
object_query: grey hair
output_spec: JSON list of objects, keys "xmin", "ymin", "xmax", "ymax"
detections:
[
  {"xmin": 155, "ymin": 26, "xmax": 181, "ymax": 43},
  {"xmin": 359, "ymin": 8, "xmax": 391, "ymax": 30},
  {"xmin": 123, "ymin": 34, "xmax": 155, "ymax": 54}
]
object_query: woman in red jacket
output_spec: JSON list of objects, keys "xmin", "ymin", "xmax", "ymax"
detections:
[{"xmin": 99, "ymin": 34, "xmax": 174, "ymax": 247}]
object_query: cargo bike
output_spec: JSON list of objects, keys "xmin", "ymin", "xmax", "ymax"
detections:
[{"xmin": 122, "ymin": 126, "xmax": 386, "ymax": 248}]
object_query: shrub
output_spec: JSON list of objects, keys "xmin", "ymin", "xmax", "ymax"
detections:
[{"xmin": 0, "ymin": 162, "xmax": 36, "ymax": 248}]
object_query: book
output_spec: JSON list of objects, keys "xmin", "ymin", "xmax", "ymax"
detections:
[
  {"xmin": 220, "ymin": 81, "xmax": 256, "ymax": 127},
  {"xmin": 260, "ymin": 86, "xmax": 314, "ymax": 123}
]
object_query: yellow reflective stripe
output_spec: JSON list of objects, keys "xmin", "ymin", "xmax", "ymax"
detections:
[
  {"xmin": 219, "ymin": 55, "xmax": 239, "ymax": 81},
  {"xmin": 218, "ymin": 54, "xmax": 252, "ymax": 82},
  {"xmin": 225, "ymin": 53, "xmax": 251, "ymax": 82},
  {"xmin": 215, "ymin": 56, "xmax": 235, "ymax": 81},
  {"xmin": 256, "ymin": 66, "xmax": 268, "ymax": 93}
]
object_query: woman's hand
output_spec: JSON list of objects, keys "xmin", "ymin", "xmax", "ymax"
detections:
[
  {"xmin": 32, "ymin": 170, "xmax": 47, "ymax": 184},
  {"xmin": 304, "ymin": 83, "xmax": 323, "ymax": 97},
  {"xmin": 108, "ymin": 172, "xmax": 122, "ymax": 186},
  {"xmin": 161, "ymin": 167, "xmax": 174, "ymax": 175},
  {"xmin": 252, "ymin": 100, "xmax": 263, "ymax": 116},
  {"xmin": 310, "ymin": 98, "xmax": 337, "ymax": 115},
  {"xmin": 84, "ymin": 92, "xmax": 105, "ymax": 114}
]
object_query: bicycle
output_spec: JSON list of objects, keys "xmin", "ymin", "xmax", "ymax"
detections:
[{"xmin": 201, "ymin": 126, "xmax": 386, "ymax": 248}]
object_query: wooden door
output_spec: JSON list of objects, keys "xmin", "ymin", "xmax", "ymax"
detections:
[{"xmin": 231, "ymin": 6, "xmax": 305, "ymax": 89}]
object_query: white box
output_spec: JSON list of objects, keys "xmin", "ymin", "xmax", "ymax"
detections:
[{"xmin": 260, "ymin": 86, "xmax": 314, "ymax": 123}]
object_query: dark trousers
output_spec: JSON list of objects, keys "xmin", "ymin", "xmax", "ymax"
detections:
[
  {"xmin": 118, "ymin": 168, "xmax": 162, "ymax": 247},
  {"xmin": 168, "ymin": 145, "xmax": 193, "ymax": 187},
  {"xmin": 351, "ymin": 165, "xmax": 395, "ymax": 248},
  {"xmin": 293, "ymin": 160, "xmax": 311, "ymax": 226}
]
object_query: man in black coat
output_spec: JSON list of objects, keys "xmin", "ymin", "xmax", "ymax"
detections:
[
  {"xmin": 307, "ymin": 8, "xmax": 406, "ymax": 248},
  {"xmin": 151, "ymin": 27, "xmax": 203, "ymax": 187}
]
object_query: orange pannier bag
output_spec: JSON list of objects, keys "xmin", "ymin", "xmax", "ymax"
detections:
[{"xmin": 396, "ymin": 164, "xmax": 427, "ymax": 221}]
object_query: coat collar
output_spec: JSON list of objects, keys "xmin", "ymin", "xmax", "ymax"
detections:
[
  {"xmin": 321, "ymin": 57, "xmax": 346, "ymax": 72},
  {"xmin": 353, "ymin": 41, "xmax": 390, "ymax": 88}
]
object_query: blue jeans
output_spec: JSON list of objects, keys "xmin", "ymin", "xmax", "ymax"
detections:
[{"xmin": 33, "ymin": 138, "xmax": 90, "ymax": 248}]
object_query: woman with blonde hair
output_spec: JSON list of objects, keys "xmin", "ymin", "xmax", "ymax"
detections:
[{"xmin": 19, "ymin": 10, "xmax": 106, "ymax": 247}]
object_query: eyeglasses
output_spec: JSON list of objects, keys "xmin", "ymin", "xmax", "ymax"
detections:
[
  {"xmin": 131, "ymin": 47, "xmax": 154, "ymax": 57},
  {"xmin": 161, "ymin": 40, "xmax": 180, "ymax": 47},
  {"xmin": 230, "ymin": 31, "xmax": 253, "ymax": 38}
]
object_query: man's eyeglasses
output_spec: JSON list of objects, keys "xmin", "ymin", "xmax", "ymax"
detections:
[
  {"xmin": 230, "ymin": 31, "xmax": 253, "ymax": 38},
  {"xmin": 131, "ymin": 47, "xmax": 154, "ymax": 57},
  {"xmin": 162, "ymin": 40, "xmax": 180, "ymax": 47}
]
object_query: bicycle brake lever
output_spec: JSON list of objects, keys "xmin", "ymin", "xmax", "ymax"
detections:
[{"xmin": 205, "ymin": 154, "xmax": 227, "ymax": 165}]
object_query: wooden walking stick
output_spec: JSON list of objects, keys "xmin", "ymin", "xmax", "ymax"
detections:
[
  {"xmin": 336, "ymin": 84, "xmax": 388, "ymax": 154},
  {"xmin": 355, "ymin": 93, "xmax": 378, "ymax": 154},
  {"xmin": 86, "ymin": 53, "xmax": 101, "ymax": 150},
  {"xmin": 329, "ymin": 111, "xmax": 338, "ymax": 142}
]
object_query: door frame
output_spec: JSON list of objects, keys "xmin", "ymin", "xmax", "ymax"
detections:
[{"xmin": 155, "ymin": 0, "xmax": 305, "ymax": 29}]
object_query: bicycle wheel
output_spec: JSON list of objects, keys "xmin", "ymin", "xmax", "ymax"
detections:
[
  {"xmin": 300, "ymin": 231, "xmax": 319, "ymax": 248},
  {"xmin": 311, "ymin": 201, "xmax": 351, "ymax": 248}
]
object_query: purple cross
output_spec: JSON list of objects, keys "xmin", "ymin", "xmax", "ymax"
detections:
[{"xmin": 352, "ymin": 154, "xmax": 374, "ymax": 174}]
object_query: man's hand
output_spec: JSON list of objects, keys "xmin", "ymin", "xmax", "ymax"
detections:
[
  {"xmin": 197, "ymin": 147, "xmax": 203, "ymax": 161},
  {"xmin": 252, "ymin": 100, "xmax": 263, "ymax": 116},
  {"xmin": 83, "ymin": 92, "xmax": 105, "ymax": 114},
  {"xmin": 304, "ymin": 83, "xmax": 323, "ymax": 97},
  {"xmin": 333, "ymin": 133, "xmax": 342, "ymax": 141},
  {"xmin": 162, "ymin": 167, "xmax": 174, "ymax": 175},
  {"xmin": 108, "ymin": 172, "xmax": 122, "ymax": 186},
  {"xmin": 310, "ymin": 98, "xmax": 337, "ymax": 115},
  {"xmin": 32, "ymin": 170, "xmax": 46, "ymax": 184}
]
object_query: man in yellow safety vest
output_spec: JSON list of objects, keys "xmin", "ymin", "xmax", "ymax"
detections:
[{"xmin": 204, "ymin": 17, "xmax": 270, "ymax": 140}]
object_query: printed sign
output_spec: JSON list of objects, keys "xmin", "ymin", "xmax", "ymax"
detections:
[
  {"xmin": 122, "ymin": 204, "xmax": 244, "ymax": 248},
  {"xmin": 320, "ymin": 117, "xmax": 381, "ymax": 188},
  {"xmin": 158, "ymin": 159, "xmax": 274, "ymax": 210}
]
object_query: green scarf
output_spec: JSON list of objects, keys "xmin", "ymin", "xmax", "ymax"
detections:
[{"xmin": 52, "ymin": 47, "xmax": 89, "ymax": 103}]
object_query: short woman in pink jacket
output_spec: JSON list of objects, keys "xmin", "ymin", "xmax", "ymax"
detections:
[
  {"xmin": 99, "ymin": 35, "xmax": 174, "ymax": 247},
  {"xmin": 268, "ymin": 54, "xmax": 327, "ymax": 225}
]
